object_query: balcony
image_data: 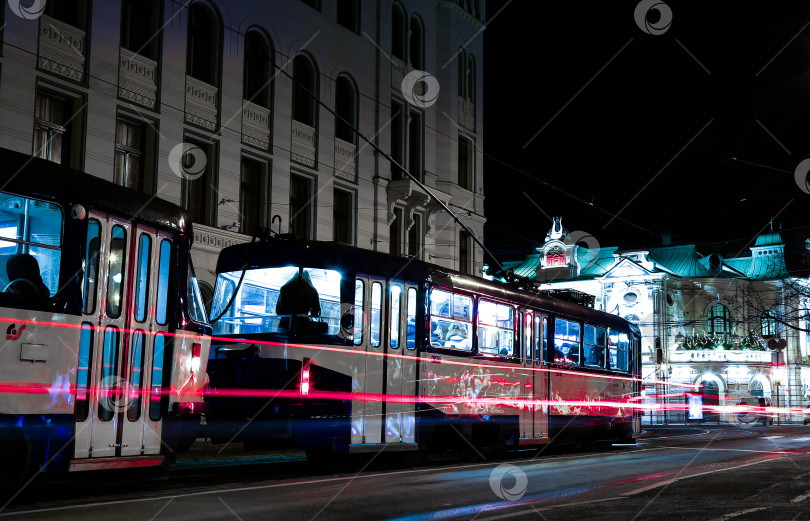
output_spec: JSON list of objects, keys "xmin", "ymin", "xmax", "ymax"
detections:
[
  {"xmin": 334, "ymin": 137, "xmax": 357, "ymax": 182},
  {"xmin": 119, "ymin": 49, "xmax": 158, "ymax": 109},
  {"xmin": 241, "ymin": 100, "xmax": 271, "ymax": 151},
  {"xmin": 668, "ymin": 350, "xmax": 771, "ymax": 364},
  {"xmin": 38, "ymin": 15, "xmax": 86, "ymax": 82},
  {"xmin": 458, "ymin": 97, "xmax": 475, "ymax": 130},
  {"xmin": 185, "ymin": 76, "xmax": 218, "ymax": 131},
  {"xmin": 291, "ymin": 120, "xmax": 317, "ymax": 168}
]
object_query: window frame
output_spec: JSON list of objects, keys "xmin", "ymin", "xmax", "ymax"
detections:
[
  {"xmin": 552, "ymin": 316, "xmax": 582, "ymax": 367},
  {"xmin": 476, "ymin": 297, "xmax": 517, "ymax": 360},
  {"xmin": 428, "ymin": 286, "xmax": 474, "ymax": 355}
]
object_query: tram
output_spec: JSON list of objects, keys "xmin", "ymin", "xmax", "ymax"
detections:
[
  {"xmin": 205, "ymin": 235, "xmax": 642, "ymax": 457},
  {"xmin": 0, "ymin": 148, "xmax": 211, "ymax": 492}
]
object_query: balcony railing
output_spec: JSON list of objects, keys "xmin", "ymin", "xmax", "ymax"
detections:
[
  {"xmin": 334, "ymin": 137, "xmax": 357, "ymax": 182},
  {"xmin": 38, "ymin": 15, "xmax": 86, "ymax": 82},
  {"xmin": 119, "ymin": 49, "xmax": 158, "ymax": 109},
  {"xmin": 185, "ymin": 76, "xmax": 219, "ymax": 131},
  {"xmin": 242, "ymin": 100, "xmax": 271, "ymax": 151},
  {"xmin": 291, "ymin": 120, "xmax": 317, "ymax": 167}
]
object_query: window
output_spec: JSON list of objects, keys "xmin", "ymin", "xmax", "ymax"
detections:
[
  {"xmin": 535, "ymin": 315, "xmax": 546, "ymax": 363},
  {"xmin": 608, "ymin": 330, "xmax": 630, "ymax": 372},
  {"xmin": 337, "ymin": 0, "xmax": 360, "ymax": 32},
  {"xmin": 180, "ymin": 137, "xmax": 217, "ymax": 226},
  {"xmin": 761, "ymin": 312, "xmax": 777, "ymax": 337},
  {"xmin": 458, "ymin": 135, "xmax": 473, "ymax": 190},
  {"xmin": 407, "ymin": 213, "xmax": 422, "ymax": 259},
  {"xmin": 459, "ymin": 230, "xmax": 472, "ymax": 274},
  {"xmin": 708, "ymin": 303, "xmax": 730, "ymax": 340},
  {"xmin": 392, "ymin": 3, "xmax": 406, "ymax": 60},
  {"xmin": 335, "ymin": 76, "xmax": 357, "ymax": 143},
  {"xmin": 186, "ymin": 2, "xmax": 220, "ymax": 86},
  {"xmin": 478, "ymin": 300, "xmax": 515, "ymax": 357},
  {"xmin": 82, "ymin": 220, "xmax": 100, "ymax": 314},
  {"xmin": 209, "ymin": 267, "xmax": 342, "ymax": 336},
  {"xmin": 333, "ymin": 188, "xmax": 354, "ymax": 245},
  {"xmin": 554, "ymin": 318, "xmax": 581, "ymax": 365},
  {"xmin": 584, "ymin": 325, "xmax": 607, "ymax": 368},
  {"xmin": 390, "ymin": 207, "xmax": 404, "ymax": 256},
  {"xmin": 430, "ymin": 289, "xmax": 472, "ymax": 351},
  {"xmin": 75, "ymin": 323, "xmax": 93, "ymax": 421},
  {"xmin": 99, "ymin": 327, "xmax": 120, "ymax": 421},
  {"xmin": 523, "ymin": 313, "xmax": 532, "ymax": 362},
  {"xmin": 354, "ymin": 279, "xmax": 364, "ymax": 345},
  {"xmin": 407, "ymin": 287, "xmax": 417, "ymax": 350},
  {"xmin": 466, "ymin": 55, "xmax": 475, "ymax": 103},
  {"xmin": 370, "ymin": 281, "xmax": 382, "ymax": 347},
  {"xmin": 0, "ymin": 192, "xmax": 63, "ymax": 299},
  {"xmin": 409, "ymin": 16, "xmax": 424, "ymax": 70},
  {"xmin": 408, "ymin": 108, "xmax": 423, "ymax": 181},
  {"xmin": 292, "ymin": 55, "xmax": 318, "ymax": 127},
  {"xmin": 457, "ymin": 49, "xmax": 476, "ymax": 103},
  {"xmin": 44, "ymin": 0, "xmax": 88, "ymax": 29},
  {"xmin": 106, "ymin": 226, "xmax": 127, "ymax": 318},
  {"xmin": 391, "ymin": 100, "xmax": 405, "ymax": 179},
  {"xmin": 290, "ymin": 173, "xmax": 314, "ymax": 240},
  {"xmin": 240, "ymin": 156, "xmax": 270, "ymax": 236},
  {"xmin": 114, "ymin": 115, "xmax": 156, "ymax": 194},
  {"xmin": 187, "ymin": 258, "xmax": 208, "ymax": 324},
  {"xmin": 391, "ymin": 100, "xmax": 425, "ymax": 182},
  {"xmin": 149, "ymin": 333, "xmax": 166, "ymax": 420},
  {"xmin": 134, "ymin": 234, "xmax": 151, "ymax": 322},
  {"xmin": 243, "ymin": 29, "xmax": 272, "ymax": 108},
  {"xmin": 155, "ymin": 239, "xmax": 171, "ymax": 326},
  {"xmin": 127, "ymin": 331, "xmax": 145, "ymax": 421},
  {"xmin": 390, "ymin": 285, "xmax": 402, "ymax": 348},
  {"xmin": 33, "ymin": 88, "xmax": 85, "ymax": 169},
  {"xmin": 121, "ymin": 0, "xmax": 161, "ymax": 60}
]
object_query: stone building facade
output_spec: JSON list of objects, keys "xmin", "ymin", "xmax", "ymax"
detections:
[{"xmin": 0, "ymin": 0, "xmax": 487, "ymax": 302}]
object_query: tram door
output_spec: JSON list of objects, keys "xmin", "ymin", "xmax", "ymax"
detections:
[
  {"xmin": 74, "ymin": 214, "xmax": 170, "ymax": 459},
  {"xmin": 353, "ymin": 274, "xmax": 385, "ymax": 444},
  {"xmin": 521, "ymin": 311, "xmax": 549, "ymax": 439},
  {"xmin": 383, "ymin": 282, "xmax": 418, "ymax": 444}
]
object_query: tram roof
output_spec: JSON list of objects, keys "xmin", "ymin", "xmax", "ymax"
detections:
[
  {"xmin": 217, "ymin": 237, "xmax": 639, "ymax": 335},
  {"xmin": 0, "ymin": 147, "xmax": 190, "ymax": 233}
]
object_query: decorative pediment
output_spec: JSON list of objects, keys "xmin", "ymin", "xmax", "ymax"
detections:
[
  {"xmin": 603, "ymin": 258, "xmax": 652, "ymax": 279},
  {"xmin": 386, "ymin": 179, "xmax": 450, "ymax": 234}
]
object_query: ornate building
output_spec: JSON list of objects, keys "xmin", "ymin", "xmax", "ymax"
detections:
[
  {"xmin": 0, "ymin": 0, "xmax": 487, "ymax": 303},
  {"xmin": 501, "ymin": 218, "xmax": 809, "ymax": 424}
]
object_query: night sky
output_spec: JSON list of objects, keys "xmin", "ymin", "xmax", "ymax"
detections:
[{"xmin": 482, "ymin": 1, "xmax": 810, "ymax": 270}]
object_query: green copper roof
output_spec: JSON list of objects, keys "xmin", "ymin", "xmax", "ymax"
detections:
[{"xmin": 647, "ymin": 245, "xmax": 709, "ymax": 278}]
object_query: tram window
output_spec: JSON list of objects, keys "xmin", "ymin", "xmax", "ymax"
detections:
[
  {"xmin": 0, "ymin": 192, "xmax": 63, "ymax": 298},
  {"xmin": 534, "ymin": 315, "xmax": 545, "ymax": 364},
  {"xmin": 149, "ymin": 333, "xmax": 166, "ymax": 421},
  {"xmin": 155, "ymin": 239, "xmax": 171, "ymax": 326},
  {"xmin": 106, "ymin": 226, "xmax": 127, "ymax": 318},
  {"xmin": 608, "ymin": 331, "xmax": 630, "ymax": 371},
  {"xmin": 127, "ymin": 330, "xmax": 145, "ymax": 422},
  {"xmin": 82, "ymin": 220, "xmax": 101, "ymax": 314},
  {"xmin": 187, "ymin": 258, "xmax": 208, "ymax": 324},
  {"xmin": 99, "ymin": 326, "xmax": 120, "ymax": 422},
  {"xmin": 75, "ymin": 323, "xmax": 93, "ymax": 422},
  {"xmin": 478, "ymin": 300, "xmax": 515, "ymax": 357},
  {"xmin": 407, "ymin": 287, "xmax": 417, "ymax": 350},
  {"xmin": 584, "ymin": 325, "xmax": 606, "ymax": 368},
  {"xmin": 209, "ymin": 266, "xmax": 342, "ymax": 336},
  {"xmin": 390, "ymin": 285, "xmax": 402, "ymax": 348},
  {"xmin": 370, "ymin": 282, "xmax": 382, "ymax": 347},
  {"xmin": 554, "ymin": 318, "xmax": 580, "ymax": 365},
  {"xmin": 354, "ymin": 279, "xmax": 364, "ymax": 345},
  {"xmin": 429, "ymin": 289, "xmax": 472, "ymax": 351},
  {"xmin": 134, "ymin": 234, "xmax": 151, "ymax": 322},
  {"xmin": 523, "ymin": 313, "xmax": 532, "ymax": 361}
]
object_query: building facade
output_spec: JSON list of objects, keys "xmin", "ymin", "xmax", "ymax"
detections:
[
  {"xmin": 502, "ymin": 217, "xmax": 810, "ymax": 423},
  {"xmin": 0, "ymin": 0, "xmax": 487, "ymax": 302}
]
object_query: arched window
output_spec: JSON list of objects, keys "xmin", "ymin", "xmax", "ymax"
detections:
[
  {"xmin": 457, "ymin": 49, "xmax": 465, "ymax": 97},
  {"xmin": 292, "ymin": 55, "xmax": 318, "ymax": 127},
  {"xmin": 392, "ymin": 4, "xmax": 406, "ymax": 61},
  {"xmin": 335, "ymin": 75, "xmax": 357, "ymax": 143},
  {"xmin": 243, "ymin": 29, "xmax": 273, "ymax": 108},
  {"xmin": 761, "ymin": 312, "xmax": 777, "ymax": 337},
  {"xmin": 708, "ymin": 303, "xmax": 730, "ymax": 340},
  {"xmin": 466, "ymin": 55, "xmax": 475, "ymax": 103},
  {"xmin": 409, "ymin": 15, "xmax": 424, "ymax": 70},
  {"xmin": 186, "ymin": 3, "xmax": 220, "ymax": 86}
]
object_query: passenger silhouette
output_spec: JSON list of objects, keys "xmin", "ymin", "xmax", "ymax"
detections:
[
  {"xmin": 5, "ymin": 254, "xmax": 49, "ymax": 297},
  {"xmin": 276, "ymin": 270, "xmax": 321, "ymax": 330}
]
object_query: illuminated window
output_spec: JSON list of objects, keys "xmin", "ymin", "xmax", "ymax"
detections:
[
  {"xmin": 546, "ymin": 246, "xmax": 566, "ymax": 267},
  {"xmin": 608, "ymin": 330, "xmax": 630, "ymax": 372},
  {"xmin": 429, "ymin": 289, "xmax": 472, "ymax": 351},
  {"xmin": 370, "ymin": 281, "xmax": 382, "ymax": 347},
  {"xmin": 478, "ymin": 300, "xmax": 515, "ymax": 357},
  {"xmin": 761, "ymin": 312, "xmax": 777, "ymax": 336},
  {"xmin": 708, "ymin": 303, "xmax": 730, "ymax": 340},
  {"xmin": 390, "ymin": 285, "xmax": 402, "ymax": 348},
  {"xmin": 554, "ymin": 318, "xmax": 580, "ymax": 365},
  {"xmin": 584, "ymin": 325, "xmax": 606, "ymax": 368}
]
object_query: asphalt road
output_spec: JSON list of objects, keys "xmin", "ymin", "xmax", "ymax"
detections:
[{"xmin": 3, "ymin": 425, "xmax": 810, "ymax": 520}]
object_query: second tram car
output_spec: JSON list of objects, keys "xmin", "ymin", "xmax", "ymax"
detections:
[
  {"xmin": 205, "ymin": 236, "xmax": 641, "ymax": 457},
  {"xmin": 0, "ymin": 148, "xmax": 211, "ymax": 493}
]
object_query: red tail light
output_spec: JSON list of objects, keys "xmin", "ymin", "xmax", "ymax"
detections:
[
  {"xmin": 300, "ymin": 358, "xmax": 311, "ymax": 396},
  {"xmin": 190, "ymin": 342, "xmax": 202, "ymax": 373}
]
